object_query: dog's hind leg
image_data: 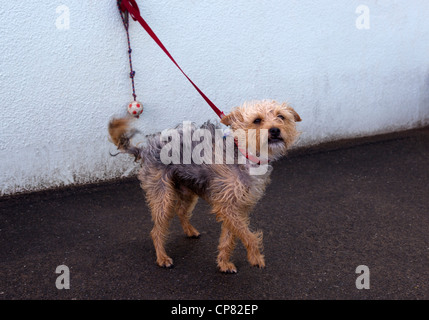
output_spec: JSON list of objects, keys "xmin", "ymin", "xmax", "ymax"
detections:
[
  {"xmin": 145, "ymin": 174, "xmax": 177, "ymax": 268},
  {"xmin": 176, "ymin": 187, "xmax": 200, "ymax": 238}
]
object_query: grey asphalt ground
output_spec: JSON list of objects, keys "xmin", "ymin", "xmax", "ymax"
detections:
[{"xmin": 1, "ymin": 127, "xmax": 428, "ymax": 300}]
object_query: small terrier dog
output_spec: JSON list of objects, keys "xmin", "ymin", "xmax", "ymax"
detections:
[{"xmin": 108, "ymin": 100, "xmax": 301, "ymax": 273}]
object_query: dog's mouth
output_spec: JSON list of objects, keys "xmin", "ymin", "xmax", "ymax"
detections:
[{"xmin": 268, "ymin": 137, "xmax": 284, "ymax": 144}]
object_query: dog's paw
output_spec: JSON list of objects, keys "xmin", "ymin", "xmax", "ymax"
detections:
[
  {"xmin": 184, "ymin": 226, "xmax": 200, "ymax": 239},
  {"xmin": 218, "ymin": 261, "xmax": 238, "ymax": 274},
  {"xmin": 157, "ymin": 257, "xmax": 174, "ymax": 269},
  {"xmin": 249, "ymin": 255, "xmax": 265, "ymax": 269},
  {"xmin": 187, "ymin": 233, "xmax": 201, "ymax": 239}
]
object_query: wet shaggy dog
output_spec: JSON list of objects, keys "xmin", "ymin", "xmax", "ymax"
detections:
[{"xmin": 108, "ymin": 100, "xmax": 301, "ymax": 273}]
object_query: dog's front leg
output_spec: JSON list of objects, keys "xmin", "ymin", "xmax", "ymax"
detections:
[
  {"xmin": 215, "ymin": 207, "xmax": 265, "ymax": 272},
  {"xmin": 217, "ymin": 224, "xmax": 238, "ymax": 273}
]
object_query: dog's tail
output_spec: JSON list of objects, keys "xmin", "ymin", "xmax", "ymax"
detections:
[{"xmin": 108, "ymin": 117, "xmax": 142, "ymax": 161}]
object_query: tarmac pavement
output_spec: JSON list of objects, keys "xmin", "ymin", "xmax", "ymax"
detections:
[{"xmin": 1, "ymin": 127, "xmax": 428, "ymax": 300}]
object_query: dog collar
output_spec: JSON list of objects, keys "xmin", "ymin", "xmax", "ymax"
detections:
[{"xmin": 234, "ymin": 138, "xmax": 270, "ymax": 165}]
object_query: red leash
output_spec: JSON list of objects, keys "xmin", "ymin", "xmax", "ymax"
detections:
[
  {"xmin": 118, "ymin": 1, "xmax": 268, "ymax": 165},
  {"xmin": 118, "ymin": 0, "xmax": 225, "ymax": 119}
]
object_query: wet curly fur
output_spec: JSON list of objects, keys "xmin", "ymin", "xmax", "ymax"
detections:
[{"xmin": 108, "ymin": 100, "xmax": 301, "ymax": 273}]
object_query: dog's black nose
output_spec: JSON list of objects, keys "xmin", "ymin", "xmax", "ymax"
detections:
[{"xmin": 269, "ymin": 127, "xmax": 281, "ymax": 137}]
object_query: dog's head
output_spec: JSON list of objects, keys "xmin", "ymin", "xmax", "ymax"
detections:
[{"xmin": 221, "ymin": 100, "xmax": 301, "ymax": 161}]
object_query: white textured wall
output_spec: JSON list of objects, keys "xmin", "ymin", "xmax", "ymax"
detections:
[{"xmin": 1, "ymin": 1, "xmax": 429, "ymax": 195}]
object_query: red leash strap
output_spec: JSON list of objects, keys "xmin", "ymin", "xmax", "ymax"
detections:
[
  {"xmin": 118, "ymin": 1, "xmax": 268, "ymax": 165},
  {"xmin": 118, "ymin": 0, "xmax": 225, "ymax": 119},
  {"xmin": 234, "ymin": 138, "xmax": 270, "ymax": 165}
]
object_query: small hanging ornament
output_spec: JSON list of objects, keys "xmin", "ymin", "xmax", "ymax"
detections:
[
  {"xmin": 118, "ymin": 1, "xmax": 143, "ymax": 119},
  {"xmin": 127, "ymin": 100, "xmax": 144, "ymax": 118}
]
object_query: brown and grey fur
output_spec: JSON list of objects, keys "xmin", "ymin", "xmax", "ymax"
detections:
[{"xmin": 108, "ymin": 100, "xmax": 301, "ymax": 273}]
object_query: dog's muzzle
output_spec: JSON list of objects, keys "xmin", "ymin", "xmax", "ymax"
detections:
[{"xmin": 268, "ymin": 127, "xmax": 283, "ymax": 143}]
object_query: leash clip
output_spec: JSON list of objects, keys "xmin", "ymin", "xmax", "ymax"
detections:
[{"xmin": 118, "ymin": 0, "xmax": 140, "ymax": 22}]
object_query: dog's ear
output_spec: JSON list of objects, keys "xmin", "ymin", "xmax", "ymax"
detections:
[
  {"xmin": 286, "ymin": 106, "xmax": 302, "ymax": 122},
  {"xmin": 220, "ymin": 110, "xmax": 243, "ymax": 126},
  {"xmin": 220, "ymin": 110, "xmax": 243, "ymax": 127}
]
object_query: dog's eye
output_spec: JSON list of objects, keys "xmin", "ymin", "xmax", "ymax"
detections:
[
  {"xmin": 253, "ymin": 118, "xmax": 262, "ymax": 124},
  {"xmin": 277, "ymin": 114, "xmax": 285, "ymax": 120}
]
